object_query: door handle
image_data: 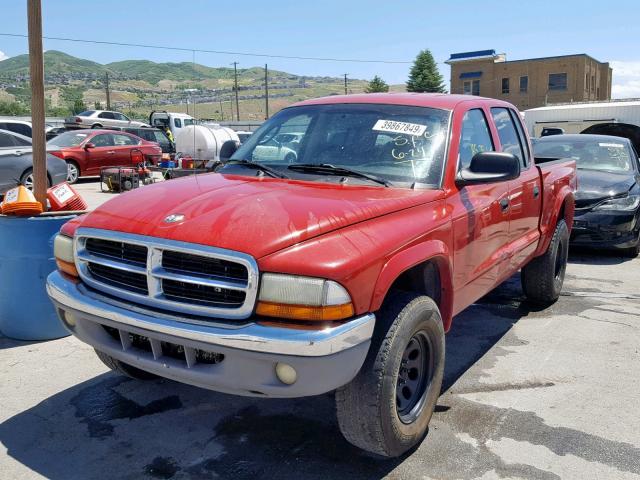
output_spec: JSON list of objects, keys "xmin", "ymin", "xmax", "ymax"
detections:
[
  {"xmin": 533, "ymin": 186, "xmax": 540, "ymax": 198},
  {"xmin": 106, "ymin": 150, "xmax": 116, "ymax": 154},
  {"xmin": 499, "ymin": 198, "xmax": 509, "ymax": 211}
]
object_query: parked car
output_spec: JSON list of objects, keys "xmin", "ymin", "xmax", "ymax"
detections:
[
  {"xmin": 47, "ymin": 129, "xmax": 162, "ymax": 183},
  {"xmin": 47, "ymin": 94, "xmax": 576, "ymax": 458},
  {"xmin": 0, "ymin": 129, "xmax": 67, "ymax": 194},
  {"xmin": 116, "ymin": 126, "xmax": 175, "ymax": 155},
  {"xmin": 251, "ymin": 132, "xmax": 303, "ymax": 163},
  {"xmin": 534, "ymin": 133, "xmax": 640, "ymax": 256},
  {"xmin": 64, "ymin": 110, "xmax": 148, "ymax": 130},
  {"xmin": 0, "ymin": 119, "xmax": 61, "ymax": 140}
]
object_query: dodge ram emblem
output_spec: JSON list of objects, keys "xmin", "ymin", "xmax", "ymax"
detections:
[{"xmin": 164, "ymin": 214, "xmax": 185, "ymax": 223}]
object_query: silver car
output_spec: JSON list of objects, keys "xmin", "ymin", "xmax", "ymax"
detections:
[
  {"xmin": 0, "ymin": 129, "xmax": 68, "ymax": 194},
  {"xmin": 64, "ymin": 110, "xmax": 149, "ymax": 130}
]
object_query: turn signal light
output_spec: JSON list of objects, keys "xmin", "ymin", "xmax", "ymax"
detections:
[
  {"xmin": 56, "ymin": 259, "xmax": 79, "ymax": 278},
  {"xmin": 256, "ymin": 301, "xmax": 354, "ymax": 321}
]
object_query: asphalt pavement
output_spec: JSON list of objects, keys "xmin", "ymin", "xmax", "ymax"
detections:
[{"xmin": 1, "ymin": 210, "xmax": 639, "ymax": 479}]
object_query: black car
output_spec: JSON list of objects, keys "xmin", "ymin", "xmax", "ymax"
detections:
[
  {"xmin": 112, "ymin": 126, "xmax": 175, "ymax": 155},
  {"xmin": 534, "ymin": 134, "xmax": 640, "ymax": 257},
  {"xmin": 581, "ymin": 122, "xmax": 640, "ymax": 156}
]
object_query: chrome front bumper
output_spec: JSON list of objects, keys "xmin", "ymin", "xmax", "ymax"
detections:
[{"xmin": 46, "ymin": 271, "xmax": 375, "ymax": 397}]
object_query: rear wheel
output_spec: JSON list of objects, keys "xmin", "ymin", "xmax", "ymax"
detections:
[
  {"xmin": 66, "ymin": 161, "xmax": 80, "ymax": 184},
  {"xmin": 521, "ymin": 218, "xmax": 569, "ymax": 305},
  {"xmin": 91, "ymin": 123, "xmax": 102, "ymax": 129},
  {"xmin": 336, "ymin": 293, "xmax": 445, "ymax": 457},
  {"xmin": 94, "ymin": 349, "xmax": 158, "ymax": 380},
  {"xmin": 20, "ymin": 168, "xmax": 51, "ymax": 190}
]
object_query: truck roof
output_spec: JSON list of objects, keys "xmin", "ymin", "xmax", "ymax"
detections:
[{"xmin": 292, "ymin": 93, "xmax": 516, "ymax": 111}]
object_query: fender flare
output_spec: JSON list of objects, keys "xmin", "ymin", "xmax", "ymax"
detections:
[
  {"xmin": 369, "ymin": 239, "xmax": 454, "ymax": 331},
  {"xmin": 536, "ymin": 187, "xmax": 575, "ymax": 256}
]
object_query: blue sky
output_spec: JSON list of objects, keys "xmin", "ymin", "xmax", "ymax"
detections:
[{"xmin": 1, "ymin": 0, "xmax": 639, "ymax": 96}]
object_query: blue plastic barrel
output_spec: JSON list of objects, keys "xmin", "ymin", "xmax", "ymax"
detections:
[{"xmin": 0, "ymin": 213, "xmax": 79, "ymax": 340}]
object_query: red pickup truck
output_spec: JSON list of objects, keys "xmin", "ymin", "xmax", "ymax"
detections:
[{"xmin": 47, "ymin": 94, "xmax": 576, "ymax": 457}]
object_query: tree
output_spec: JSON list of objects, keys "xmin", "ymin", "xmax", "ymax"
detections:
[
  {"xmin": 71, "ymin": 99, "xmax": 86, "ymax": 115},
  {"xmin": 94, "ymin": 101, "xmax": 102, "ymax": 109},
  {"xmin": 365, "ymin": 75, "xmax": 389, "ymax": 93},
  {"xmin": 406, "ymin": 49, "xmax": 446, "ymax": 93}
]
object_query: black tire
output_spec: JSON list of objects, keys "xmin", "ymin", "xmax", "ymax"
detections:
[
  {"xmin": 284, "ymin": 152, "xmax": 296, "ymax": 163},
  {"xmin": 94, "ymin": 349, "xmax": 158, "ymax": 380},
  {"xmin": 621, "ymin": 241, "xmax": 640, "ymax": 258},
  {"xmin": 521, "ymin": 218, "xmax": 569, "ymax": 305},
  {"xmin": 91, "ymin": 123, "xmax": 102, "ymax": 129},
  {"xmin": 335, "ymin": 293, "xmax": 445, "ymax": 457}
]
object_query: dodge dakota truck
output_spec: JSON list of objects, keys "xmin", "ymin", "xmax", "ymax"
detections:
[{"xmin": 47, "ymin": 94, "xmax": 576, "ymax": 457}]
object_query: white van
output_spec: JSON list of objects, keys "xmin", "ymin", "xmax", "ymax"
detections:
[{"xmin": 149, "ymin": 111, "xmax": 196, "ymax": 140}]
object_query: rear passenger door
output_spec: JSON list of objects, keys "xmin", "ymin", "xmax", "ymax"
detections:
[
  {"xmin": 490, "ymin": 107, "xmax": 542, "ymax": 270},
  {"xmin": 451, "ymin": 107, "xmax": 511, "ymax": 312},
  {"xmin": 112, "ymin": 133, "xmax": 141, "ymax": 166}
]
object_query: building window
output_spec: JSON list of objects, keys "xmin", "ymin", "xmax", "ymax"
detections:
[
  {"xmin": 463, "ymin": 80, "xmax": 480, "ymax": 96},
  {"xmin": 591, "ymin": 75, "xmax": 595, "ymax": 91},
  {"xmin": 586, "ymin": 73, "xmax": 589, "ymax": 90},
  {"xmin": 597, "ymin": 87, "xmax": 600, "ymax": 97},
  {"xmin": 519, "ymin": 76, "xmax": 528, "ymax": 93},
  {"xmin": 548, "ymin": 73, "xmax": 568, "ymax": 91},
  {"xmin": 501, "ymin": 78, "xmax": 510, "ymax": 94},
  {"xmin": 472, "ymin": 80, "xmax": 480, "ymax": 96}
]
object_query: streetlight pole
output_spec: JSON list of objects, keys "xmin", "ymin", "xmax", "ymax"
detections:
[
  {"xmin": 344, "ymin": 73, "xmax": 348, "ymax": 95},
  {"xmin": 27, "ymin": 0, "xmax": 47, "ymax": 208}
]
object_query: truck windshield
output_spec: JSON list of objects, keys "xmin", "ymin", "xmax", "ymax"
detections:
[{"xmin": 231, "ymin": 103, "xmax": 451, "ymax": 186}]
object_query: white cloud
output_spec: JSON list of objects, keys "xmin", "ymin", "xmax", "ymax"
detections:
[
  {"xmin": 610, "ymin": 60, "xmax": 640, "ymax": 99},
  {"xmin": 0, "ymin": 50, "xmax": 8, "ymax": 61}
]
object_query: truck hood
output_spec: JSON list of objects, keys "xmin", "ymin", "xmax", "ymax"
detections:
[{"xmin": 78, "ymin": 173, "xmax": 441, "ymax": 258}]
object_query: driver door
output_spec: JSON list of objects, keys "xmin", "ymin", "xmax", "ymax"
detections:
[{"xmin": 84, "ymin": 133, "xmax": 116, "ymax": 175}]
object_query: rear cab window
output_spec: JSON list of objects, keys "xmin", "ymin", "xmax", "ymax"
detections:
[{"xmin": 491, "ymin": 107, "xmax": 528, "ymax": 167}]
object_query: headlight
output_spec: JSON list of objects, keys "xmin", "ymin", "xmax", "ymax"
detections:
[
  {"xmin": 54, "ymin": 234, "xmax": 79, "ymax": 277},
  {"xmin": 594, "ymin": 195, "xmax": 640, "ymax": 211},
  {"xmin": 256, "ymin": 273, "xmax": 354, "ymax": 321}
]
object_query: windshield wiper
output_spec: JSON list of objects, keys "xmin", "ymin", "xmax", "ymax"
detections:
[
  {"xmin": 223, "ymin": 159, "xmax": 289, "ymax": 179},
  {"xmin": 287, "ymin": 163, "xmax": 391, "ymax": 187}
]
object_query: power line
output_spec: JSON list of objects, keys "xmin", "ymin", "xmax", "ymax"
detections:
[{"xmin": 0, "ymin": 32, "xmax": 414, "ymax": 64}]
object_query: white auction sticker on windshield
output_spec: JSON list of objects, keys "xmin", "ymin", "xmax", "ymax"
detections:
[
  {"xmin": 599, "ymin": 143, "xmax": 624, "ymax": 148},
  {"xmin": 373, "ymin": 119, "xmax": 426, "ymax": 136}
]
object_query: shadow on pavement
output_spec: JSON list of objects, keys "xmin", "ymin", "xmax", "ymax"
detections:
[
  {"xmin": 568, "ymin": 246, "xmax": 635, "ymax": 265},
  {"xmin": 0, "ymin": 278, "xmax": 536, "ymax": 480}
]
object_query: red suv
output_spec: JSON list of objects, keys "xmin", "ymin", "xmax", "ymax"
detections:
[{"xmin": 47, "ymin": 129, "xmax": 162, "ymax": 183}]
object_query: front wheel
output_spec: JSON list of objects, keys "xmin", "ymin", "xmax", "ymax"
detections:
[
  {"xmin": 335, "ymin": 293, "xmax": 445, "ymax": 457},
  {"xmin": 521, "ymin": 218, "xmax": 569, "ymax": 305},
  {"xmin": 20, "ymin": 168, "xmax": 51, "ymax": 190}
]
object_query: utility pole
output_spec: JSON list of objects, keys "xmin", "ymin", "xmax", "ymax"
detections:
[
  {"xmin": 264, "ymin": 63, "xmax": 269, "ymax": 119},
  {"xmin": 219, "ymin": 98, "xmax": 224, "ymax": 121},
  {"xmin": 344, "ymin": 73, "xmax": 348, "ymax": 95},
  {"xmin": 105, "ymin": 72, "xmax": 111, "ymax": 110},
  {"xmin": 27, "ymin": 0, "xmax": 47, "ymax": 208},
  {"xmin": 232, "ymin": 61, "xmax": 240, "ymax": 121}
]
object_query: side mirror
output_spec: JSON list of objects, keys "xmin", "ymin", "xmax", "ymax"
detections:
[
  {"xmin": 456, "ymin": 152, "xmax": 520, "ymax": 186},
  {"xmin": 219, "ymin": 140, "xmax": 238, "ymax": 162},
  {"xmin": 84, "ymin": 142, "xmax": 95, "ymax": 150}
]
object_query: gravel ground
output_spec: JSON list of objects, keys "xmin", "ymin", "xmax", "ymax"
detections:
[{"xmin": 1, "ymin": 246, "xmax": 639, "ymax": 479}]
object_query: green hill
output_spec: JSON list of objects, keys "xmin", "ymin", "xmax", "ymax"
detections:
[{"xmin": 0, "ymin": 50, "xmax": 108, "ymax": 76}]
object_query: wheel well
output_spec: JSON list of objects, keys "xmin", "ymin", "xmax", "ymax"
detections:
[
  {"xmin": 385, "ymin": 260, "xmax": 442, "ymax": 311},
  {"xmin": 20, "ymin": 167, "xmax": 52, "ymax": 186},
  {"xmin": 67, "ymin": 158, "xmax": 81, "ymax": 174}
]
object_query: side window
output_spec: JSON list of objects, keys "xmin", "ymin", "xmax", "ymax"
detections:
[
  {"xmin": 13, "ymin": 135, "xmax": 31, "ymax": 147},
  {"xmin": 174, "ymin": 118, "xmax": 182, "ymax": 128},
  {"xmin": 153, "ymin": 131, "xmax": 170, "ymax": 145},
  {"xmin": 490, "ymin": 107, "xmax": 526, "ymax": 166},
  {"xmin": 98, "ymin": 112, "xmax": 115, "ymax": 119},
  {"xmin": 117, "ymin": 113, "xmax": 129, "ymax": 121},
  {"xmin": 91, "ymin": 134, "xmax": 114, "ymax": 147},
  {"xmin": 0, "ymin": 132, "xmax": 15, "ymax": 148},
  {"xmin": 509, "ymin": 109, "xmax": 531, "ymax": 167},
  {"xmin": 458, "ymin": 109, "xmax": 494, "ymax": 169},
  {"xmin": 113, "ymin": 134, "xmax": 138, "ymax": 146},
  {"xmin": 9, "ymin": 123, "xmax": 32, "ymax": 137}
]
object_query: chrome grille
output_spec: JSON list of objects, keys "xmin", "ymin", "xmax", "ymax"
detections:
[{"xmin": 74, "ymin": 228, "xmax": 259, "ymax": 320}]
